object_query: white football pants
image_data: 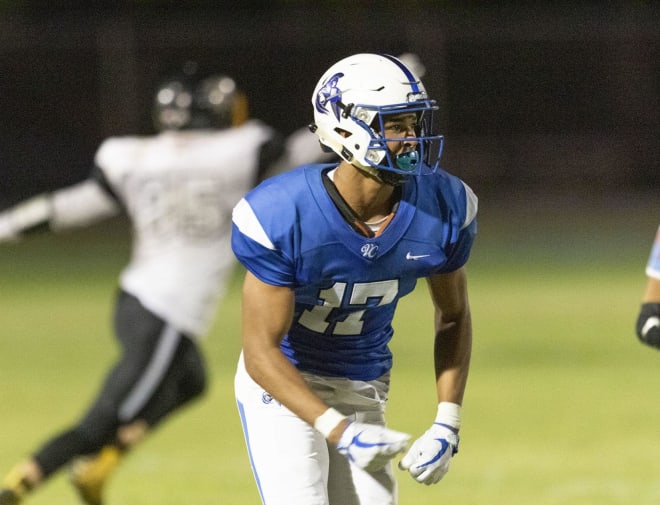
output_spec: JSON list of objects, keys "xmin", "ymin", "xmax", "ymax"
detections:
[{"xmin": 234, "ymin": 353, "xmax": 398, "ymax": 505}]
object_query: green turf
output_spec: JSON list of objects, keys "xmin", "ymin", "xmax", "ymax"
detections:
[{"xmin": 1, "ymin": 202, "xmax": 658, "ymax": 505}]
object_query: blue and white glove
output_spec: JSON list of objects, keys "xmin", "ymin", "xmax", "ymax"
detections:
[
  {"xmin": 337, "ymin": 421, "xmax": 411, "ymax": 472},
  {"xmin": 399, "ymin": 402, "xmax": 461, "ymax": 485}
]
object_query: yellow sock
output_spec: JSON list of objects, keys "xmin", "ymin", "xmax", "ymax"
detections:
[
  {"xmin": 1, "ymin": 461, "xmax": 36, "ymax": 499},
  {"xmin": 69, "ymin": 446, "xmax": 122, "ymax": 505}
]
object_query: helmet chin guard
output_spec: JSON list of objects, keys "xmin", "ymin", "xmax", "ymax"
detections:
[{"xmin": 311, "ymin": 53, "xmax": 444, "ymax": 180}]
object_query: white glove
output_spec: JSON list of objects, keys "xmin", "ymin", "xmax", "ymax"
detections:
[
  {"xmin": 399, "ymin": 402, "xmax": 461, "ymax": 485},
  {"xmin": 0, "ymin": 195, "xmax": 52, "ymax": 243},
  {"xmin": 337, "ymin": 421, "xmax": 411, "ymax": 472}
]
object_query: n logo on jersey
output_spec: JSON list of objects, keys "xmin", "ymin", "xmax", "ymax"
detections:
[{"xmin": 361, "ymin": 243, "xmax": 378, "ymax": 259}]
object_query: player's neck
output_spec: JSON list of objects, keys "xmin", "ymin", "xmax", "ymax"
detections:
[{"xmin": 333, "ymin": 164, "xmax": 398, "ymax": 223}]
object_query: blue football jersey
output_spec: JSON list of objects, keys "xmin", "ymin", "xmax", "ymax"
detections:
[{"xmin": 231, "ymin": 163, "xmax": 478, "ymax": 380}]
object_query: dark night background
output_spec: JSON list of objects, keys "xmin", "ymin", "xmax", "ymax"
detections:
[{"xmin": 0, "ymin": 2, "xmax": 658, "ymax": 210}]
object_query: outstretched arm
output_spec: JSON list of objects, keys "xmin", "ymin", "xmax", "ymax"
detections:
[{"xmin": 0, "ymin": 178, "xmax": 119, "ymax": 242}]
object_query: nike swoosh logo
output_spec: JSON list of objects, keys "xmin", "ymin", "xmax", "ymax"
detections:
[
  {"xmin": 416, "ymin": 439, "xmax": 449, "ymax": 468},
  {"xmin": 643, "ymin": 316, "xmax": 660, "ymax": 336},
  {"xmin": 406, "ymin": 252, "xmax": 430, "ymax": 260},
  {"xmin": 352, "ymin": 432, "xmax": 389, "ymax": 449}
]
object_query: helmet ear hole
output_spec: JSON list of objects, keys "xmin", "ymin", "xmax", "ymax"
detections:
[{"xmin": 334, "ymin": 128, "xmax": 351, "ymax": 139}]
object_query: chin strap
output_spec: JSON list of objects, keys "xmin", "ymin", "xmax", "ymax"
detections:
[
  {"xmin": 355, "ymin": 147, "xmax": 419, "ymax": 186},
  {"xmin": 377, "ymin": 169, "xmax": 407, "ymax": 187},
  {"xmin": 352, "ymin": 162, "xmax": 407, "ymax": 187}
]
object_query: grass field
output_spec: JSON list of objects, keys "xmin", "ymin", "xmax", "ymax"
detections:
[{"xmin": 0, "ymin": 195, "xmax": 658, "ymax": 505}]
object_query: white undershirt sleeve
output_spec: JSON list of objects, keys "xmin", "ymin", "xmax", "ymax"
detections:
[{"xmin": 51, "ymin": 179, "xmax": 121, "ymax": 230}]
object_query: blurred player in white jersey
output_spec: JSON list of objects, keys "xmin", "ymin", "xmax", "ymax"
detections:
[
  {"xmin": 636, "ymin": 225, "xmax": 660, "ymax": 348},
  {"xmin": 232, "ymin": 53, "xmax": 478, "ymax": 505},
  {"xmin": 0, "ymin": 62, "xmax": 287, "ymax": 505}
]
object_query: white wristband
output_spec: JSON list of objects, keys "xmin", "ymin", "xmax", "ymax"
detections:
[
  {"xmin": 436, "ymin": 402, "xmax": 462, "ymax": 430},
  {"xmin": 314, "ymin": 408, "xmax": 347, "ymax": 439}
]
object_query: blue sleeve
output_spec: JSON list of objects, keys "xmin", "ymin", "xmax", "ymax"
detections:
[
  {"xmin": 231, "ymin": 173, "xmax": 303, "ymax": 287},
  {"xmin": 439, "ymin": 217, "xmax": 477, "ymax": 273},
  {"xmin": 231, "ymin": 222, "xmax": 297, "ymax": 287},
  {"xmin": 431, "ymin": 170, "xmax": 478, "ymax": 273}
]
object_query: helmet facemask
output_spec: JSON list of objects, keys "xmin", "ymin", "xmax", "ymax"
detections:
[
  {"xmin": 154, "ymin": 80, "xmax": 194, "ymax": 131},
  {"xmin": 359, "ymin": 102, "xmax": 444, "ymax": 176}
]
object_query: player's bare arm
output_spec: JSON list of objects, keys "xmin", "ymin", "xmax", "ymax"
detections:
[
  {"xmin": 426, "ymin": 267, "xmax": 472, "ymax": 405},
  {"xmin": 643, "ymin": 276, "xmax": 660, "ymax": 303},
  {"xmin": 240, "ymin": 271, "xmax": 349, "ymax": 444},
  {"xmin": 398, "ymin": 267, "xmax": 471, "ymax": 485}
]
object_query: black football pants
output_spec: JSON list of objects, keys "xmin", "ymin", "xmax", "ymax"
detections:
[{"xmin": 34, "ymin": 290, "xmax": 207, "ymax": 477}]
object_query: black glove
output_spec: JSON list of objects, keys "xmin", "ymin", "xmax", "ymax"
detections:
[{"xmin": 636, "ymin": 303, "xmax": 660, "ymax": 349}]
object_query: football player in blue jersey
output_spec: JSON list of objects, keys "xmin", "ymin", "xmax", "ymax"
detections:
[
  {"xmin": 232, "ymin": 53, "xmax": 478, "ymax": 505},
  {"xmin": 0, "ymin": 63, "xmax": 288, "ymax": 505},
  {"xmin": 636, "ymin": 225, "xmax": 660, "ymax": 348}
]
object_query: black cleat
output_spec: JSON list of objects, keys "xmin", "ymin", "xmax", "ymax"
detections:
[{"xmin": 0, "ymin": 489, "xmax": 21, "ymax": 505}]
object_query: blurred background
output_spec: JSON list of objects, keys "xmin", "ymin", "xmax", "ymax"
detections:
[{"xmin": 0, "ymin": 1, "xmax": 658, "ymax": 208}]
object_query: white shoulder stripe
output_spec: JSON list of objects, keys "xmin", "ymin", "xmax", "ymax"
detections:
[
  {"xmin": 232, "ymin": 198, "xmax": 275, "ymax": 250},
  {"xmin": 460, "ymin": 181, "xmax": 478, "ymax": 230}
]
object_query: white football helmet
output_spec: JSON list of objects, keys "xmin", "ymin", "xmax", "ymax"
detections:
[{"xmin": 311, "ymin": 53, "xmax": 443, "ymax": 181}]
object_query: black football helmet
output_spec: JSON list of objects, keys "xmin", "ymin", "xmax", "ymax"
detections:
[{"xmin": 153, "ymin": 62, "xmax": 248, "ymax": 131}]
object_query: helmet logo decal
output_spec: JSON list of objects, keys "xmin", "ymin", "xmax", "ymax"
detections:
[{"xmin": 315, "ymin": 72, "xmax": 344, "ymax": 120}]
